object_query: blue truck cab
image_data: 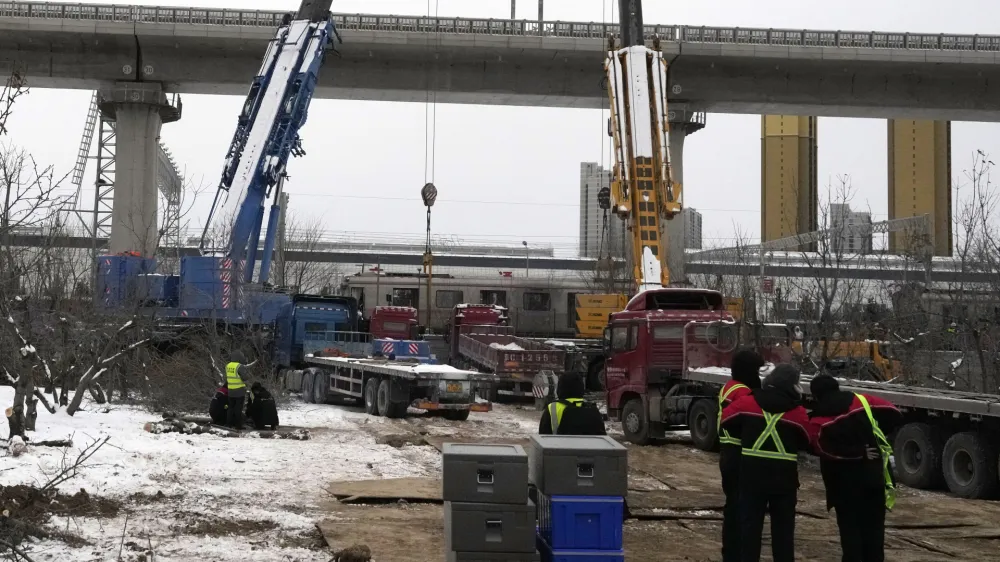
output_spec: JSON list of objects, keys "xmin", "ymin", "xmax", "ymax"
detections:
[
  {"xmin": 272, "ymin": 295, "xmax": 360, "ymax": 368},
  {"xmin": 372, "ymin": 339, "xmax": 436, "ymax": 364}
]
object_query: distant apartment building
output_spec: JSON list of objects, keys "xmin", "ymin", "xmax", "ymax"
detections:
[
  {"xmin": 829, "ymin": 203, "xmax": 873, "ymax": 254},
  {"xmin": 579, "ymin": 162, "xmax": 624, "ymax": 258},
  {"xmin": 681, "ymin": 207, "xmax": 703, "ymax": 250}
]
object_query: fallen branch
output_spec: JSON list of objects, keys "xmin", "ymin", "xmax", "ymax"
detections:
[
  {"xmin": 29, "ymin": 439, "xmax": 72, "ymax": 448},
  {"xmin": 160, "ymin": 412, "xmax": 213, "ymax": 424},
  {"xmin": 32, "ymin": 390, "xmax": 56, "ymax": 414},
  {"xmin": 0, "ymin": 537, "xmax": 36, "ymax": 562},
  {"xmin": 39, "ymin": 436, "xmax": 110, "ymax": 496}
]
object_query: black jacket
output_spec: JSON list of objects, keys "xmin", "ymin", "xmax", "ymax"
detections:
[
  {"xmin": 209, "ymin": 388, "xmax": 228, "ymax": 425},
  {"xmin": 810, "ymin": 390, "xmax": 902, "ymax": 508},
  {"xmin": 721, "ymin": 386, "xmax": 816, "ymax": 493},
  {"xmin": 245, "ymin": 386, "xmax": 280, "ymax": 429},
  {"xmin": 538, "ymin": 400, "xmax": 606, "ymax": 436}
]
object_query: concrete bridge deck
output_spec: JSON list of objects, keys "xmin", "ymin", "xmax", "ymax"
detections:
[{"xmin": 3, "ymin": 2, "xmax": 1000, "ymax": 118}]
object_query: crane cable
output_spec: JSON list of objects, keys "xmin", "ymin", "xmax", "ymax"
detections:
[{"xmin": 423, "ymin": 0, "xmax": 440, "ymax": 185}]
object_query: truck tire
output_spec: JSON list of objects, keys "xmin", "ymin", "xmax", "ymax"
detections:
[
  {"xmin": 894, "ymin": 422, "xmax": 946, "ymax": 489},
  {"xmin": 688, "ymin": 399, "xmax": 720, "ymax": 452},
  {"xmin": 364, "ymin": 378, "xmax": 380, "ymax": 416},
  {"xmin": 313, "ymin": 372, "xmax": 329, "ymax": 404},
  {"xmin": 587, "ymin": 362, "xmax": 606, "ymax": 392},
  {"xmin": 301, "ymin": 370, "xmax": 315, "ymax": 404},
  {"xmin": 621, "ymin": 398, "xmax": 651, "ymax": 446},
  {"xmin": 378, "ymin": 379, "xmax": 407, "ymax": 419},
  {"xmin": 444, "ymin": 409, "xmax": 471, "ymax": 422},
  {"xmin": 942, "ymin": 431, "xmax": 999, "ymax": 499}
]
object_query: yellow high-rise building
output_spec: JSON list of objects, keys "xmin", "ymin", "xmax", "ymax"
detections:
[
  {"xmin": 761, "ymin": 116, "xmax": 818, "ymax": 246},
  {"xmin": 887, "ymin": 120, "xmax": 952, "ymax": 256}
]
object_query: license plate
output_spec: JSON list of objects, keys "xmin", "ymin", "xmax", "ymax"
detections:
[{"xmin": 446, "ymin": 383, "xmax": 462, "ymax": 393}]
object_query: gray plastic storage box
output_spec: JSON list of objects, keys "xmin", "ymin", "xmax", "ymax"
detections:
[
  {"xmin": 527, "ymin": 435, "xmax": 628, "ymax": 497},
  {"xmin": 444, "ymin": 501, "xmax": 536, "ymax": 553},
  {"xmin": 442, "ymin": 443, "xmax": 529, "ymax": 504},
  {"xmin": 446, "ymin": 551, "xmax": 540, "ymax": 562}
]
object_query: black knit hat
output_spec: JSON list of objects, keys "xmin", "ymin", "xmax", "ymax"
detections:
[
  {"xmin": 810, "ymin": 374, "xmax": 840, "ymax": 399},
  {"xmin": 731, "ymin": 349, "xmax": 765, "ymax": 388},
  {"xmin": 763, "ymin": 363, "xmax": 800, "ymax": 390},
  {"xmin": 557, "ymin": 372, "xmax": 586, "ymax": 400}
]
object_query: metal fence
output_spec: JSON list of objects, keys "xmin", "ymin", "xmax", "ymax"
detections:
[{"xmin": 4, "ymin": 1, "xmax": 1000, "ymax": 51}]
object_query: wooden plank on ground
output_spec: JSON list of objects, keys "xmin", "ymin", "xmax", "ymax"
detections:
[
  {"xmin": 317, "ymin": 504, "xmax": 444, "ymax": 561},
  {"xmin": 326, "ymin": 477, "xmax": 442, "ymax": 503},
  {"xmin": 422, "ymin": 435, "xmax": 530, "ymax": 452}
]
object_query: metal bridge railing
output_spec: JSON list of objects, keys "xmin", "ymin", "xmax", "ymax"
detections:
[{"xmin": 4, "ymin": 1, "xmax": 1000, "ymax": 52}]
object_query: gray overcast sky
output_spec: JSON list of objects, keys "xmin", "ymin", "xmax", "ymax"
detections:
[{"xmin": 6, "ymin": 0, "xmax": 1000, "ymax": 256}]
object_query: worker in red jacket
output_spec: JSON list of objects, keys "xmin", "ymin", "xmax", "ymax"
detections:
[
  {"xmin": 721, "ymin": 364, "xmax": 817, "ymax": 562},
  {"xmin": 809, "ymin": 374, "xmax": 902, "ymax": 562},
  {"xmin": 717, "ymin": 349, "xmax": 765, "ymax": 562}
]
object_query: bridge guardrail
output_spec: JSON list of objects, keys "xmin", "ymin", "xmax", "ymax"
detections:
[{"xmin": 3, "ymin": 2, "xmax": 1000, "ymax": 51}]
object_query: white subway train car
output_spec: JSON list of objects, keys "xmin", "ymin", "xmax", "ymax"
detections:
[{"xmin": 340, "ymin": 273, "xmax": 596, "ymax": 338}]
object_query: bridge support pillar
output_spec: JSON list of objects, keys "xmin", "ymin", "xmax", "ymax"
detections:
[
  {"xmin": 887, "ymin": 119, "xmax": 952, "ymax": 256},
  {"xmin": 98, "ymin": 82, "xmax": 182, "ymax": 257},
  {"xmin": 664, "ymin": 106, "xmax": 706, "ymax": 284},
  {"xmin": 761, "ymin": 115, "xmax": 818, "ymax": 249}
]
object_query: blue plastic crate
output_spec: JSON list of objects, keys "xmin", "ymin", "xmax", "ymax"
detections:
[
  {"xmin": 537, "ymin": 537, "xmax": 623, "ymax": 562},
  {"xmin": 537, "ymin": 494, "xmax": 623, "ymax": 551}
]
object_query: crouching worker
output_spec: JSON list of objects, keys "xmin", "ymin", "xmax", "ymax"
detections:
[
  {"xmin": 538, "ymin": 372, "xmax": 605, "ymax": 436},
  {"xmin": 246, "ymin": 382, "xmax": 280, "ymax": 430},
  {"xmin": 209, "ymin": 385, "xmax": 228, "ymax": 425}
]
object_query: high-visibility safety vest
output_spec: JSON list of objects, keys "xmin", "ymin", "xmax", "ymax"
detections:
[
  {"xmin": 226, "ymin": 362, "xmax": 246, "ymax": 391},
  {"xmin": 718, "ymin": 383, "xmax": 749, "ymax": 446},
  {"xmin": 856, "ymin": 394, "xmax": 897, "ymax": 511},
  {"xmin": 548, "ymin": 398, "xmax": 585, "ymax": 434},
  {"xmin": 742, "ymin": 411, "xmax": 797, "ymax": 461}
]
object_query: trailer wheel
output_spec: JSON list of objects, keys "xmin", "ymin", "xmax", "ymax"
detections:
[
  {"xmin": 378, "ymin": 379, "xmax": 406, "ymax": 419},
  {"xmin": 942, "ymin": 431, "xmax": 999, "ymax": 499},
  {"xmin": 313, "ymin": 372, "xmax": 329, "ymax": 404},
  {"xmin": 364, "ymin": 377, "xmax": 380, "ymax": 416},
  {"xmin": 894, "ymin": 422, "xmax": 946, "ymax": 489},
  {"xmin": 444, "ymin": 409, "xmax": 471, "ymax": 422},
  {"xmin": 688, "ymin": 399, "xmax": 720, "ymax": 452},
  {"xmin": 621, "ymin": 399, "xmax": 650, "ymax": 445},
  {"xmin": 301, "ymin": 370, "xmax": 315, "ymax": 404}
]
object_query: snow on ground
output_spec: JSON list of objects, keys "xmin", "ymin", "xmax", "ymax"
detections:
[{"xmin": 0, "ymin": 386, "xmax": 461, "ymax": 561}]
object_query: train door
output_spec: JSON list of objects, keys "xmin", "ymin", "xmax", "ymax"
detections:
[{"xmin": 567, "ymin": 292, "xmax": 578, "ymax": 331}]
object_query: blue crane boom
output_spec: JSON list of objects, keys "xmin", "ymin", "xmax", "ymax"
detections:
[{"xmin": 200, "ymin": 2, "xmax": 337, "ymax": 285}]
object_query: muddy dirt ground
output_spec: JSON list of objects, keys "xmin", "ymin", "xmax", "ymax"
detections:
[{"xmin": 320, "ymin": 404, "xmax": 1000, "ymax": 562}]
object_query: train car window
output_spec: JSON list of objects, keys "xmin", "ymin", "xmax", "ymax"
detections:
[
  {"xmin": 481, "ymin": 290, "xmax": 507, "ymax": 307},
  {"xmin": 435, "ymin": 290, "xmax": 464, "ymax": 308},
  {"xmin": 391, "ymin": 288, "xmax": 419, "ymax": 308},
  {"xmin": 523, "ymin": 292, "xmax": 551, "ymax": 312},
  {"xmin": 566, "ymin": 293, "xmax": 578, "ymax": 329},
  {"xmin": 611, "ymin": 325, "xmax": 629, "ymax": 351}
]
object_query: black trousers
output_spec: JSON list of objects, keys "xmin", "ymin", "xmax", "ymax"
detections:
[
  {"xmin": 740, "ymin": 486, "xmax": 797, "ymax": 562},
  {"xmin": 720, "ymin": 449, "xmax": 742, "ymax": 562},
  {"xmin": 227, "ymin": 393, "xmax": 245, "ymax": 429},
  {"xmin": 834, "ymin": 491, "xmax": 886, "ymax": 562}
]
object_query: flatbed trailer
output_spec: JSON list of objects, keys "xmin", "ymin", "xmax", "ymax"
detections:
[
  {"xmin": 284, "ymin": 355, "xmax": 491, "ymax": 421},
  {"xmin": 639, "ymin": 324, "xmax": 1000, "ymax": 500},
  {"xmin": 453, "ymin": 324, "xmax": 565, "ymax": 401},
  {"xmin": 527, "ymin": 337, "xmax": 607, "ymax": 390}
]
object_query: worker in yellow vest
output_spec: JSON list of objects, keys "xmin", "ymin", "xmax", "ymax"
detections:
[
  {"xmin": 538, "ymin": 372, "xmax": 605, "ymax": 436},
  {"xmin": 225, "ymin": 350, "xmax": 250, "ymax": 430},
  {"xmin": 718, "ymin": 350, "xmax": 764, "ymax": 562}
]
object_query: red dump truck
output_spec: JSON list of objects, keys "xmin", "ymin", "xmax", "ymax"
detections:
[
  {"xmin": 448, "ymin": 304, "xmax": 565, "ymax": 401},
  {"xmin": 366, "ymin": 305, "xmax": 420, "ymax": 340}
]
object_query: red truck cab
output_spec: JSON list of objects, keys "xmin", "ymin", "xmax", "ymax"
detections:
[
  {"xmin": 447, "ymin": 304, "xmax": 508, "ymax": 357},
  {"xmin": 369, "ymin": 306, "xmax": 419, "ymax": 340},
  {"xmin": 604, "ymin": 288, "xmax": 791, "ymax": 445}
]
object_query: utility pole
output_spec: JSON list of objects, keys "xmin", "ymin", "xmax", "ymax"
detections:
[
  {"xmin": 537, "ymin": 0, "xmax": 543, "ymax": 24},
  {"xmin": 511, "ymin": 0, "xmax": 515, "ymax": 19},
  {"xmin": 618, "ymin": 0, "xmax": 644, "ymax": 47}
]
